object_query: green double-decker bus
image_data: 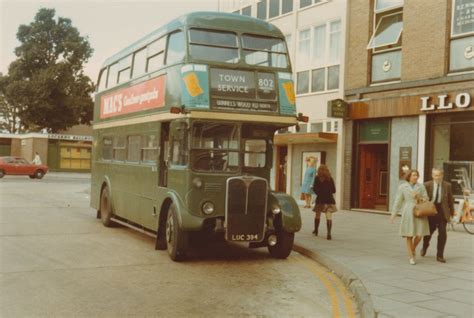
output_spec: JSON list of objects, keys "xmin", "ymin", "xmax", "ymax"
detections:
[{"xmin": 91, "ymin": 12, "xmax": 302, "ymax": 261}]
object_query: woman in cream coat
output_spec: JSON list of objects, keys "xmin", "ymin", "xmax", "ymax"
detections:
[{"xmin": 390, "ymin": 170, "xmax": 430, "ymax": 265}]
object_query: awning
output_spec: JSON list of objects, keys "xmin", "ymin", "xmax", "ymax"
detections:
[{"xmin": 274, "ymin": 132, "xmax": 337, "ymax": 145}]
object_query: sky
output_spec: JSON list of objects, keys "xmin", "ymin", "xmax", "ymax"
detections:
[{"xmin": 0, "ymin": 0, "xmax": 218, "ymax": 82}]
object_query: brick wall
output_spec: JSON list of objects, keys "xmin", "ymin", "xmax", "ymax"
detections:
[{"xmin": 402, "ymin": 0, "xmax": 449, "ymax": 81}]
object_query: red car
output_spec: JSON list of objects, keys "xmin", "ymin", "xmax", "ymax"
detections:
[{"xmin": 0, "ymin": 156, "xmax": 49, "ymax": 179}]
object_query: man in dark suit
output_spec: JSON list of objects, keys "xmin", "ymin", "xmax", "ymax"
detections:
[{"xmin": 421, "ymin": 168, "xmax": 455, "ymax": 263}]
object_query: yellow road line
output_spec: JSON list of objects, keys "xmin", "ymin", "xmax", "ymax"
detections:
[{"xmin": 291, "ymin": 254, "xmax": 357, "ymax": 318}]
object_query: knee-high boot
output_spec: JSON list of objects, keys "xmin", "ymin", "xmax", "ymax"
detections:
[
  {"xmin": 326, "ymin": 220, "xmax": 332, "ymax": 240},
  {"xmin": 313, "ymin": 218, "xmax": 320, "ymax": 236}
]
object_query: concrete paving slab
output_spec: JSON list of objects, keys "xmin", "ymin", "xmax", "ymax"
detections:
[
  {"xmin": 431, "ymin": 289, "xmax": 474, "ymax": 305},
  {"xmin": 381, "ymin": 304, "xmax": 447, "ymax": 318},
  {"xmin": 417, "ymin": 298, "xmax": 474, "ymax": 317},
  {"xmin": 382, "ymin": 291, "xmax": 438, "ymax": 303}
]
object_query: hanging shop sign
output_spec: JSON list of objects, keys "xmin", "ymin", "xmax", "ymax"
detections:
[
  {"xmin": 420, "ymin": 92, "xmax": 472, "ymax": 111},
  {"xmin": 327, "ymin": 99, "xmax": 349, "ymax": 118}
]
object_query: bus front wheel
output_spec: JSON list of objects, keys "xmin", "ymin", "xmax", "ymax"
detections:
[
  {"xmin": 268, "ymin": 230, "xmax": 294, "ymax": 259},
  {"xmin": 165, "ymin": 204, "xmax": 188, "ymax": 261},
  {"xmin": 100, "ymin": 187, "xmax": 114, "ymax": 227}
]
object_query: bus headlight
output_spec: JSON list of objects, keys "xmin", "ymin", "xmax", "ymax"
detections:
[
  {"xmin": 202, "ymin": 201, "xmax": 215, "ymax": 215},
  {"xmin": 193, "ymin": 177, "xmax": 203, "ymax": 189},
  {"xmin": 272, "ymin": 206, "xmax": 281, "ymax": 214}
]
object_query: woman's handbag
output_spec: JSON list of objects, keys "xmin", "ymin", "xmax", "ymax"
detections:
[
  {"xmin": 413, "ymin": 201, "xmax": 437, "ymax": 217},
  {"xmin": 300, "ymin": 193, "xmax": 305, "ymax": 200}
]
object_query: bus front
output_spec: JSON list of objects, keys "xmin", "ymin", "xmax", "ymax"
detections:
[{"xmin": 172, "ymin": 21, "xmax": 301, "ymax": 259}]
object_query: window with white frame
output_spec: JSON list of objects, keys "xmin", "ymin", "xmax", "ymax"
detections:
[
  {"xmin": 285, "ymin": 34, "xmax": 293, "ymax": 64},
  {"xmin": 241, "ymin": 5, "xmax": 252, "ymax": 16},
  {"xmin": 300, "ymin": 0, "xmax": 323, "ymax": 9},
  {"xmin": 450, "ymin": 0, "xmax": 474, "ymax": 72},
  {"xmin": 296, "ymin": 20, "xmax": 342, "ymax": 95},
  {"xmin": 258, "ymin": 0, "xmax": 293, "ymax": 20},
  {"xmin": 368, "ymin": 0, "xmax": 403, "ymax": 83}
]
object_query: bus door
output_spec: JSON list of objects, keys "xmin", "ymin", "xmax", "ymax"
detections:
[{"xmin": 159, "ymin": 122, "xmax": 170, "ymax": 187}]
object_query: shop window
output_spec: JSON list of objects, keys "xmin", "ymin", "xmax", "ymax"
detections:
[
  {"xmin": 450, "ymin": 123, "xmax": 474, "ymax": 161},
  {"xmin": 142, "ymin": 134, "xmax": 159, "ymax": 163},
  {"xmin": 449, "ymin": 0, "xmax": 474, "ymax": 72},
  {"xmin": 127, "ymin": 136, "xmax": 141, "ymax": 162}
]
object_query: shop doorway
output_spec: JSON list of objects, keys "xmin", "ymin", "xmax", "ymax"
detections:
[
  {"xmin": 276, "ymin": 146, "xmax": 288, "ymax": 193},
  {"xmin": 358, "ymin": 144, "xmax": 389, "ymax": 210}
]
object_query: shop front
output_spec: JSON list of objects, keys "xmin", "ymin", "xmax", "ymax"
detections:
[{"xmin": 344, "ymin": 89, "xmax": 474, "ymax": 212}]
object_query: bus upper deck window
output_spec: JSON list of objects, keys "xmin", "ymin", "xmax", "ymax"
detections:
[
  {"xmin": 97, "ymin": 68, "xmax": 107, "ymax": 92},
  {"xmin": 132, "ymin": 48, "xmax": 147, "ymax": 78},
  {"xmin": 189, "ymin": 28, "xmax": 238, "ymax": 64},
  {"xmin": 166, "ymin": 31, "xmax": 185, "ymax": 65},
  {"xmin": 242, "ymin": 35, "xmax": 288, "ymax": 68}
]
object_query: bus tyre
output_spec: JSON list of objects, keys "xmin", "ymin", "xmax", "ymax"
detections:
[
  {"xmin": 100, "ymin": 187, "xmax": 114, "ymax": 227},
  {"xmin": 34, "ymin": 170, "xmax": 45, "ymax": 179},
  {"xmin": 0, "ymin": 170, "xmax": 5, "ymax": 178},
  {"xmin": 268, "ymin": 230, "xmax": 294, "ymax": 259},
  {"xmin": 166, "ymin": 204, "xmax": 187, "ymax": 261}
]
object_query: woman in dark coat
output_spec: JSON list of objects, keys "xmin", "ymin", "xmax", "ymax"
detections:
[{"xmin": 312, "ymin": 164, "xmax": 337, "ymax": 240}]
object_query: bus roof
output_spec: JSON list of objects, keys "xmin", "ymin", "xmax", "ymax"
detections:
[{"xmin": 102, "ymin": 11, "xmax": 285, "ymax": 69}]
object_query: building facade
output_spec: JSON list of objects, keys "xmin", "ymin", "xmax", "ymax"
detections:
[
  {"xmin": 219, "ymin": 0, "xmax": 347, "ymax": 204},
  {"xmin": 343, "ymin": 0, "xmax": 474, "ymax": 212},
  {"xmin": 0, "ymin": 125, "xmax": 93, "ymax": 172}
]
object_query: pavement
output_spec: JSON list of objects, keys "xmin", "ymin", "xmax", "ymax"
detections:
[{"xmin": 294, "ymin": 207, "xmax": 474, "ymax": 318}]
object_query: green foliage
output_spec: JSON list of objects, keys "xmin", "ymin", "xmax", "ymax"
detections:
[{"xmin": 5, "ymin": 8, "xmax": 94, "ymax": 133}]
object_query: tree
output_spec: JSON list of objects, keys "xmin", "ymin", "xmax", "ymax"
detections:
[
  {"xmin": 6, "ymin": 8, "xmax": 94, "ymax": 133},
  {"xmin": 0, "ymin": 73, "xmax": 25, "ymax": 133}
]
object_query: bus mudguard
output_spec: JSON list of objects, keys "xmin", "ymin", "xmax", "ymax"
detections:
[
  {"xmin": 164, "ymin": 190, "xmax": 205, "ymax": 231},
  {"xmin": 270, "ymin": 192, "xmax": 302, "ymax": 233}
]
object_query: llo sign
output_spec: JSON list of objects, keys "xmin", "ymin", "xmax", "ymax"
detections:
[
  {"xmin": 420, "ymin": 93, "xmax": 472, "ymax": 112},
  {"xmin": 210, "ymin": 68, "xmax": 277, "ymax": 112}
]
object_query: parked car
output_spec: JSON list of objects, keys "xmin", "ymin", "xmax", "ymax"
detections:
[{"xmin": 0, "ymin": 156, "xmax": 49, "ymax": 179}]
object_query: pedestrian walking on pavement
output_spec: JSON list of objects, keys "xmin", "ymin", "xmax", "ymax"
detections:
[
  {"xmin": 32, "ymin": 152, "xmax": 42, "ymax": 165},
  {"xmin": 421, "ymin": 168, "xmax": 454, "ymax": 263},
  {"xmin": 312, "ymin": 164, "xmax": 337, "ymax": 240},
  {"xmin": 301, "ymin": 157, "xmax": 317, "ymax": 208},
  {"xmin": 390, "ymin": 169, "xmax": 430, "ymax": 265}
]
